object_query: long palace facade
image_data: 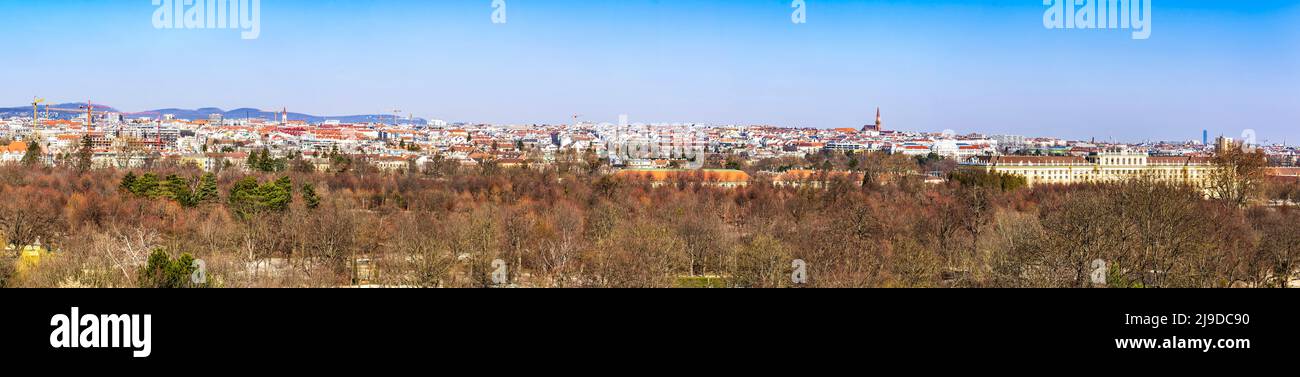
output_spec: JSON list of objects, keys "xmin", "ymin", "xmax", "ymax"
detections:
[{"xmin": 960, "ymin": 147, "xmax": 1215, "ymax": 187}]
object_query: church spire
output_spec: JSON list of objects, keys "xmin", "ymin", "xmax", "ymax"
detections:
[
  {"xmin": 862, "ymin": 107, "xmax": 884, "ymax": 133},
  {"xmin": 876, "ymin": 107, "xmax": 882, "ymax": 129}
]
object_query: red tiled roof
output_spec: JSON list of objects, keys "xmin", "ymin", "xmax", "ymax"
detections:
[
  {"xmin": 3, "ymin": 141, "xmax": 26, "ymax": 153},
  {"xmin": 1269, "ymin": 167, "xmax": 1300, "ymax": 177},
  {"xmin": 615, "ymin": 169, "xmax": 751, "ymax": 183}
]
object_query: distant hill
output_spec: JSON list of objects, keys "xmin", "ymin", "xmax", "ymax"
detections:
[{"xmin": 0, "ymin": 103, "xmax": 426, "ymax": 125}]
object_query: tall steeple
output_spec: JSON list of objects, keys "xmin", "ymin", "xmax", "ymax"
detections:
[
  {"xmin": 864, "ymin": 107, "xmax": 883, "ymax": 133},
  {"xmin": 875, "ymin": 107, "xmax": 883, "ymax": 131}
]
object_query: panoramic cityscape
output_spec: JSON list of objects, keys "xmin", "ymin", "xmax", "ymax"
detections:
[
  {"xmin": 1, "ymin": 100, "xmax": 1297, "ymax": 288},
  {"xmin": 6, "ymin": 0, "xmax": 1300, "ymax": 364}
]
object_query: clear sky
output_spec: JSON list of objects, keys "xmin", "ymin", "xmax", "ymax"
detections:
[{"xmin": 2, "ymin": 0, "xmax": 1298, "ymax": 143}]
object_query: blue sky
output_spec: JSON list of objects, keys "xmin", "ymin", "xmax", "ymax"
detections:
[{"xmin": 2, "ymin": 0, "xmax": 1298, "ymax": 143}]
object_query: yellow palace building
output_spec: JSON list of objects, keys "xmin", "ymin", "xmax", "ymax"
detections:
[
  {"xmin": 960, "ymin": 147, "xmax": 1215, "ymax": 188},
  {"xmin": 5, "ymin": 237, "xmax": 51, "ymax": 276}
]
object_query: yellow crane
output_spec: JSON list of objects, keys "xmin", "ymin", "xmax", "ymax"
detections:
[
  {"xmin": 46, "ymin": 102, "xmax": 114, "ymax": 130},
  {"xmin": 46, "ymin": 101, "xmax": 114, "ymax": 132},
  {"xmin": 31, "ymin": 97, "xmax": 45, "ymax": 127}
]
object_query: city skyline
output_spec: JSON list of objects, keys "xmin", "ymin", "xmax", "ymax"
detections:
[
  {"xmin": 2, "ymin": 0, "xmax": 1298, "ymax": 142},
  {"xmin": 1, "ymin": 100, "xmax": 1287, "ymax": 146}
]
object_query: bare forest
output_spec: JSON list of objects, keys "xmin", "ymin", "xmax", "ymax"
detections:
[{"xmin": 1, "ymin": 149, "xmax": 1297, "ymax": 288}]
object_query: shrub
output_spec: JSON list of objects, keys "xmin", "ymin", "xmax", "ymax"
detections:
[{"xmin": 138, "ymin": 248, "xmax": 204, "ymax": 288}]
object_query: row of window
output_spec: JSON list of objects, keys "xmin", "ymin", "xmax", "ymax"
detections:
[{"xmin": 995, "ymin": 167, "xmax": 1212, "ymax": 185}]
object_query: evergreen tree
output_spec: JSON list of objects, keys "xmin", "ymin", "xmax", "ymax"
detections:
[
  {"xmin": 258, "ymin": 148, "xmax": 273, "ymax": 172},
  {"xmin": 75, "ymin": 135, "xmax": 95, "ymax": 173},
  {"xmin": 120, "ymin": 172, "xmax": 138, "ymax": 193},
  {"xmin": 260, "ymin": 149, "xmax": 268, "ymax": 171},
  {"xmin": 228, "ymin": 176, "xmax": 293, "ymax": 218},
  {"xmin": 196, "ymin": 173, "xmax": 219, "ymax": 204},
  {"xmin": 264, "ymin": 176, "xmax": 293, "ymax": 211},
  {"xmin": 293, "ymin": 156, "xmax": 316, "ymax": 173},
  {"xmin": 20, "ymin": 140, "xmax": 42, "ymax": 167},
  {"xmin": 245, "ymin": 148, "xmax": 287, "ymax": 173},
  {"xmin": 138, "ymin": 248, "xmax": 204, "ymax": 288},
  {"xmin": 229, "ymin": 176, "xmax": 259, "ymax": 202},
  {"xmin": 271, "ymin": 156, "xmax": 287, "ymax": 172},
  {"xmin": 302, "ymin": 182, "xmax": 320, "ymax": 209},
  {"xmin": 246, "ymin": 150, "xmax": 261, "ymax": 172},
  {"xmin": 162, "ymin": 174, "xmax": 190, "ymax": 203},
  {"xmin": 132, "ymin": 173, "xmax": 160, "ymax": 197}
]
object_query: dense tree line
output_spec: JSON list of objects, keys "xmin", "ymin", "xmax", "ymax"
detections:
[{"xmin": 0, "ymin": 149, "xmax": 1296, "ymax": 288}]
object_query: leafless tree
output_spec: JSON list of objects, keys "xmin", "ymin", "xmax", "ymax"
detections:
[{"xmin": 1208, "ymin": 142, "xmax": 1268, "ymax": 207}]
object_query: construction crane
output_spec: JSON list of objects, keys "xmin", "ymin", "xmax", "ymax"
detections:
[
  {"xmin": 571, "ymin": 114, "xmax": 583, "ymax": 127},
  {"xmin": 31, "ymin": 97, "xmax": 45, "ymax": 127},
  {"xmin": 120, "ymin": 111, "xmax": 165, "ymax": 151},
  {"xmin": 391, "ymin": 109, "xmax": 402, "ymax": 126},
  {"xmin": 45, "ymin": 101, "xmax": 114, "ymax": 133}
]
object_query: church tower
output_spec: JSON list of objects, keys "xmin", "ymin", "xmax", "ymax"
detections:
[{"xmin": 863, "ymin": 107, "xmax": 883, "ymax": 132}]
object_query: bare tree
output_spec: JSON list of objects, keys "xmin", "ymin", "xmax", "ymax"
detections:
[
  {"xmin": 1248, "ymin": 208, "xmax": 1300, "ymax": 287},
  {"xmin": 378, "ymin": 213, "xmax": 454, "ymax": 287},
  {"xmin": 728, "ymin": 234, "xmax": 791, "ymax": 288},
  {"xmin": 1208, "ymin": 141, "xmax": 1268, "ymax": 207},
  {"xmin": 0, "ymin": 187, "xmax": 64, "ymax": 252}
]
